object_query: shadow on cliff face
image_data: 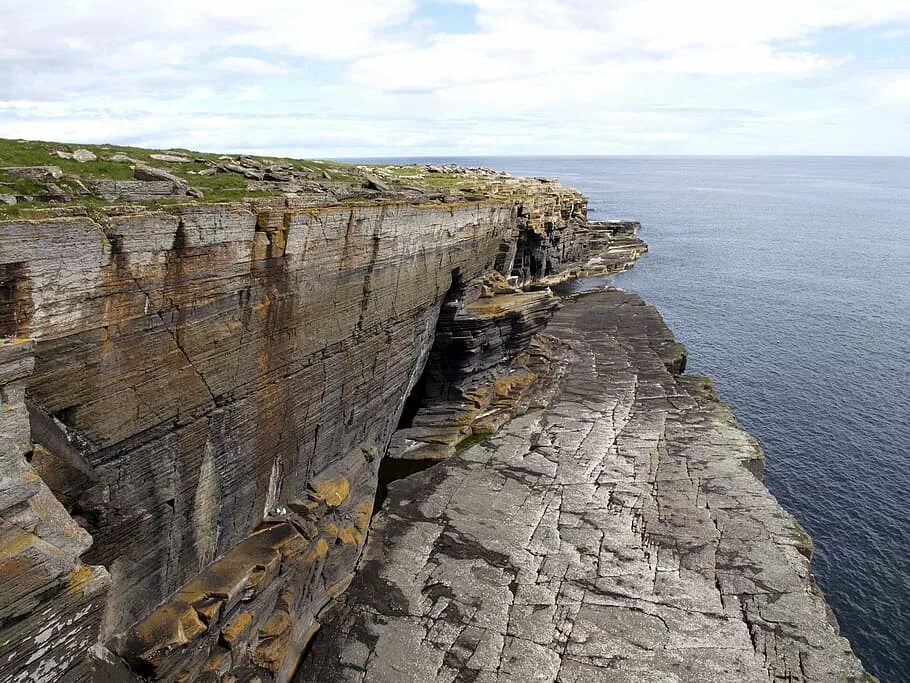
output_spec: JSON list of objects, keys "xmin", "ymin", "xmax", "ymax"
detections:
[
  {"xmin": 0, "ymin": 261, "xmax": 32, "ymax": 337},
  {"xmin": 398, "ymin": 266, "xmax": 468, "ymax": 421},
  {"xmin": 374, "ymin": 268, "xmax": 466, "ymax": 513}
]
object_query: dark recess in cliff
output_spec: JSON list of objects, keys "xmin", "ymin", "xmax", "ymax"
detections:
[
  {"xmin": 398, "ymin": 267, "xmax": 466, "ymax": 430},
  {"xmin": 0, "ymin": 261, "xmax": 31, "ymax": 337}
]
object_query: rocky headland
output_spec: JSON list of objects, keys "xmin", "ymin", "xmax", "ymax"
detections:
[{"xmin": 0, "ymin": 138, "xmax": 870, "ymax": 681}]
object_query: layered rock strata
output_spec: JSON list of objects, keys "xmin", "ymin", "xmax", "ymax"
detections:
[
  {"xmin": 389, "ymin": 218, "xmax": 647, "ymax": 466},
  {"xmin": 0, "ymin": 145, "xmax": 871, "ymax": 681},
  {"xmin": 0, "ymin": 340, "xmax": 110, "ymax": 682},
  {"xmin": 388, "ymin": 278, "xmax": 561, "ymax": 464},
  {"xmin": 298, "ymin": 289, "xmax": 871, "ymax": 682},
  {"xmin": 0, "ymin": 179, "xmax": 592, "ymax": 680}
]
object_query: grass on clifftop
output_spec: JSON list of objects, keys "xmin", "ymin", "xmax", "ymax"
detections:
[
  {"xmin": 0, "ymin": 138, "xmax": 366, "ymax": 216},
  {"xmin": 0, "ymin": 137, "xmax": 519, "ymax": 219}
]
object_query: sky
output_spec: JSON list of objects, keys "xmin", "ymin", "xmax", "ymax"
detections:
[{"xmin": 1, "ymin": 0, "xmax": 909, "ymax": 157}]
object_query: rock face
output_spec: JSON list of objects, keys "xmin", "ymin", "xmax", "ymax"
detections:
[
  {"xmin": 0, "ymin": 155, "xmax": 870, "ymax": 681},
  {"xmin": 0, "ymin": 340, "xmax": 110, "ymax": 682},
  {"xmin": 0, "ymin": 182, "xmax": 596, "ymax": 680},
  {"xmin": 298, "ymin": 290, "xmax": 871, "ymax": 683}
]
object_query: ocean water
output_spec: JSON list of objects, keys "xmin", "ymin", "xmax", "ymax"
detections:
[{"xmin": 375, "ymin": 156, "xmax": 910, "ymax": 681}]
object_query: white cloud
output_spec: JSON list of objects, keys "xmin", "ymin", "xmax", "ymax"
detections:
[{"xmin": 0, "ymin": 0, "xmax": 908, "ymax": 154}]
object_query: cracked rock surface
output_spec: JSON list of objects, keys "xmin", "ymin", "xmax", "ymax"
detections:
[{"xmin": 298, "ymin": 289, "xmax": 871, "ymax": 682}]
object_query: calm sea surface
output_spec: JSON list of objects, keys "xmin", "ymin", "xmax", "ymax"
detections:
[{"xmin": 371, "ymin": 156, "xmax": 910, "ymax": 680}]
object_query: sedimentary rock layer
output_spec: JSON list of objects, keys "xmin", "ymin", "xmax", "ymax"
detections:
[
  {"xmin": 299, "ymin": 289, "xmax": 870, "ymax": 682},
  {"xmin": 0, "ymin": 183, "xmax": 591, "ymax": 680},
  {"xmin": 0, "ymin": 340, "xmax": 110, "ymax": 682}
]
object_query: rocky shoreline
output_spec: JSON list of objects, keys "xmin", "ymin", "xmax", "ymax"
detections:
[
  {"xmin": 0, "ymin": 138, "xmax": 871, "ymax": 681},
  {"xmin": 298, "ymin": 287, "xmax": 872, "ymax": 682}
]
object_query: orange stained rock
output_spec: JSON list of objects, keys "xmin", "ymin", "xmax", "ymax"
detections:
[
  {"xmin": 466, "ymin": 291, "xmax": 552, "ymax": 317},
  {"xmin": 311, "ymin": 476, "xmax": 351, "ymax": 508},
  {"xmin": 66, "ymin": 564, "xmax": 97, "ymax": 596},
  {"xmin": 463, "ymin": 386, "xmax": 492, "ymax": 408},
  {"xmin": 201, "ymin": 647, "xmax": 232, "ymax": 675},
  {"xmin": 123, "ymin": 602, "xmax": 207, "ymax": 665},
  {"xmin": 336, "ymin": 525, "xmax": 361, "ymax": 546},
  {"xmin": 259, "ymin": 609, "xmax": 292, "ymax": 639},
  {"xmin": 493, "ymin": 370, "xmax": 537, "ymax": 400},
  {"xmin": 255, "ymin": 634, "xmax": 291, "ymax": 670},
  {"xmin": 193, "ymin": 596, "xmax": 223, "ymax": 624},
  {"xmin": 221, "ymin": 611, "xmax": 253, "ymax": 646},
  {"xmin": 354, "ymin": 500, "xmax": 373, "ymax": 533},
  {"xmin": 305, "ymin": 537, "xmax": 330, "ymax": 563}
]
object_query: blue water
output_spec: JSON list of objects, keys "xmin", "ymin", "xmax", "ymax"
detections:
[{"xmin": 373, "ymin": 156, "xmax": 910, "ymax": 681}]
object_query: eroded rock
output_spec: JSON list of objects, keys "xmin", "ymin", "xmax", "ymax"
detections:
[{"xmin": 299, "ymin": 290, "xmax": 871, "ymax": 683}]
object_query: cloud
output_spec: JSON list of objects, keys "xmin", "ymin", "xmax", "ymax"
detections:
[{"xmin": 0, "ymin": 0, "xmax": 908, "ymax": 154}]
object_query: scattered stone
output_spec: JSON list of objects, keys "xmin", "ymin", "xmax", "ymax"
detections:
[
  {"xmin": 219, "ymin": 162, "xmax": 265, "ymax": 180},
  {"xmin": 70, "ymin": 178, "xmax": 93, "ymax": 195},
  {"xmin": 133, "ymin": 164, "xmax": 189, "ymax": 193},
  {"xmin": 363, "ymin": 173, "xmax": 392, "ymax": 192},
  {"xmin": 264, "ymin": 169, "xmax": 293, "ymax": 182},
  {"xmin": 1, "ymin": 165, "xmax": 63, "ymax": 180},
  {"xmin": 73, "ymin": 148, "xmax": 98, "ymax": 163},
  {"xmin": 109, "ymin": 153, "xmax": 140, "ymax": 163},
  {"xmin": 0, "ymin": 194, "xmax": 16, "ymax": 205},
  {"xmin": 149, "ymin": 153, "xmax": 192, "ymax": 163}
]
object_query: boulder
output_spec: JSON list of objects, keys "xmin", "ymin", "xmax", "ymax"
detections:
[
  {"xmin": 363, "ymin": 173, "xmax": 391, "ymax": 192},
  {"xmin": 1, "ymin": 165, "xmax": 63, "ymax": 180},
  {"xmin": 149, "ymin": 153, "xmax": 192, "ymax": 163},
  {"xmin": 109, "ymin": 153, "xmax": 141, "ymax": 163},
  {"xmin": 133, "ymin": 164, "xmax": 189, "ymax": 193},
  {"xmin": 73, "ymin": 149, "xmax": 98, "ymax": 163}
]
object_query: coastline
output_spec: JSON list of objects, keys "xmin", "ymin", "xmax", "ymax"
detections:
[
  {"xmin": 0, "ymin": 141, "xmax": 874, "ymax": 680},
  {"xmin": 299, "ymin": 280, "xmax": 873, "ymax": 682}
]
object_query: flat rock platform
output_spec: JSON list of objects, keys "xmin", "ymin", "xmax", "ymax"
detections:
[{"xmin": 297, "ymin": 289, "xmax": 870, "ymax": 683}]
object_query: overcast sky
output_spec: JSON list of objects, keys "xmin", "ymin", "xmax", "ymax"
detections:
[{"xmin": 2, "ymin": 0, "xmax": 909, "ymax": 157}]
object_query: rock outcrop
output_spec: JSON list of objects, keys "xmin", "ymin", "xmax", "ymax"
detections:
[
  {"xmin": 0, "ymin": 171, "xmax": 595, "ymax": 680},
  {"xmin": 0, "ymin": 140, "xmax": 871, "ymax": 681},
  {"xmin": 299, "ymin": 290, "xmax": 871, "ymax": 683}
]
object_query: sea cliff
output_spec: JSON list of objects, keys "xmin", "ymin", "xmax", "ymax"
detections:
[{"xmin": 0, "ymin": 139, "xmax": 870, "ymax": 681}]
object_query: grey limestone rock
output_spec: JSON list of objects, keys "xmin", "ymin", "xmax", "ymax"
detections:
[
  {"xmin": 133, "ymin": 163, "xmax": 189, "ymax": 191},
  {"xmin": 149, "ymin": 153, "xmax": 192, "ymax": 163},
  {"xmin": 73, "ymin": 148, "xmax": 98, "ymax": 162},
  {"xmin": 299, "ymin": 290, "xmax": 872, "ymax": 683},
  {"xmin": 1, "ymin": 164, "xmax": 63, "ymax": 180}
]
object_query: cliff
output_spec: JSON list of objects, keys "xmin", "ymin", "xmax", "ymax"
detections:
[
  {"xmin": 0, "ymin": 138, "xmax": 628, "ymax": 681},
  {"xmin": 0, "ymin": 138, "xmax": 869, "ymax": 682}
]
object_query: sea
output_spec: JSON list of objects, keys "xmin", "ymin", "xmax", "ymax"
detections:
[{"xmin": 370, "ymin": 156, "xmax": 910, "ymax": 681}]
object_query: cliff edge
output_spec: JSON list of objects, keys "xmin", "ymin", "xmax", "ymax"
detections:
[{"xmin": 0, "ymin": 138, "xmax": 870, "ymax": 681}]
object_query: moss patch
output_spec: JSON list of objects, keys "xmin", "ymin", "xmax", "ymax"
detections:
[{"xmin": 455, "ymin": 432, "xmax": 492, "ymax": 452}]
